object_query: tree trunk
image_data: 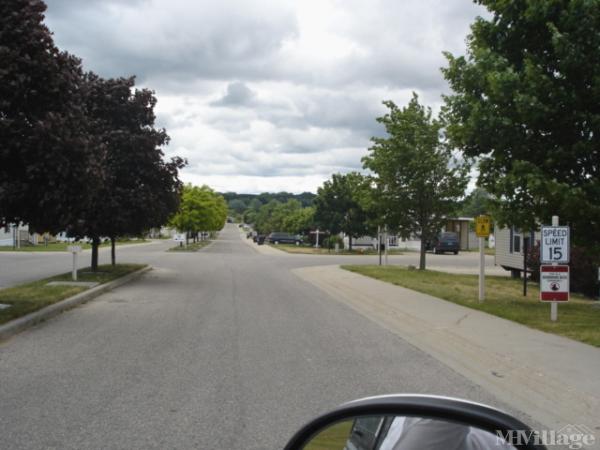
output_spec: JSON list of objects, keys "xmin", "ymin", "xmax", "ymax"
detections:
[
  {"xmin": 111, "ymin": 237, "xmax": 116, "ymax": 266},
  {"xmin": 419, "ymin": 238, "xmax": 427, "ymax": 270},
  {"xmin": 91, "ymin": 236, "xmax": 100, "ymax": 272},
  {"xmin": 348, "ymin": 235, "xmax": 353, "ymax": 251}
]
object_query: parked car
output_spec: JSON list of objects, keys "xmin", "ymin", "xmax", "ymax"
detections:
[
  {"xmin": 267, "ymin": 232, "xmax": 302, "ymax": 245},
  {"xmin": 256, "ymin": 235, "xmax": 266, "ymax": 245},
  {"xmin": 425, "ymin": 232, "xmax": 460, "ymax": 254}
]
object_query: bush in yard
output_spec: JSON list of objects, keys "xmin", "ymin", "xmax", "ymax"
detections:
[
  {"xmin": 527, "ymin": 243, "xmax": 599, "ymax": 297},
  {"xmin": 323, "ymin": 236, "xmax": 344, "ymax": 250}
]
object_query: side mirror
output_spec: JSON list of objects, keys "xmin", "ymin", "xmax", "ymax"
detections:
[{"xmin": 284, "ymin": 395, "xmax": 546, "ymax": 450}]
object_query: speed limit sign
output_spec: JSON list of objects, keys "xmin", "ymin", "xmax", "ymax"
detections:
[{"xmin": 541, "ymin": 226, "xmax": 570, "ymax": 264}]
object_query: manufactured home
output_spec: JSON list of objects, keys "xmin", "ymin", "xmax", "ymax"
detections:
[
  {"xmin": 0, "ymin": 224, "xmax": 31, "ymax": 247},
  {"xmin": 342, "ymin": 217, "xmax": 481, "ymax": 252},
  {"xmin": 495, "ymin": 226, "xmax": 540, "ymax": 277}
]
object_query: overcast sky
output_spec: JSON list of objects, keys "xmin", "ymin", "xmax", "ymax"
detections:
[{"xmin": 44, "ymin": 0, "xmax": 486, "ymax": 194}]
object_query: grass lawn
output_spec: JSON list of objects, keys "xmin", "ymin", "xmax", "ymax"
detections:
[
  {"xmin": 269, "ymin": 244, "xmax": 403, "ymax": 256},
  {"xmin": 342, "ymin": 265, "xmax": 600, "ymax": 347},
  {"xmin": 303, "ymin": 420, "xmax": 353, "ymax": 450},
  {"xmin": 0, "ymin": 264, "xmax": 146, "ymax": 325},
  {"xmin": 0, "ymin": 239, "xmax": 148, "ymax": 252},
  {"xmin": 168, "ymin": 240, "xmax": 212, "ymax": 252}
]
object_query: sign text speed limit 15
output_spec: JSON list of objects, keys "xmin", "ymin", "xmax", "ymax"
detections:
[{"xmin": 541, "ymin": 226, "xmax": 569, "ymax": 264}]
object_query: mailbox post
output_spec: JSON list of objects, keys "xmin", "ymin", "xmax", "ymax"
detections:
[{"xmin": 68, "ymin": 245, "xmax": 82, "ymax": 281}]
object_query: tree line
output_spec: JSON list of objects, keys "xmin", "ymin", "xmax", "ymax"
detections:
[{"xmin": 1, "ymin": 0, "xmax": 185, "ymax": 270}]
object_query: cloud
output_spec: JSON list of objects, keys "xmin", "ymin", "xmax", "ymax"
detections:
[
  {"xmin": 43, "ymin": 0, "xmax": 486, "ymax": 193},
  {"xmin": 211, "ymin": 82, "xmax": 257, "ymax": 107}
]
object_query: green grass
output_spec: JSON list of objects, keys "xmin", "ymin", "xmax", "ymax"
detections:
[
  {"xmin": 168, "ymin": 240, "xmax": 212, "ymax": 252},
  {"xmin": 0, "ymin": 264, "xmax": 146, "ymax": 325},
  {"xmin": 269, "ymin": 244, "xmax": 403, "ymax": 256},
  {"xmin": 303, "ymin": 420, "xmax": 353, "ymax": 450},
  {"xmin": 342, "ymin": 265, "xmax": 600, "ymax": 347},
  {"xmin": 0, "ymin": 239, "xmax": 148, "ymax": 252}
]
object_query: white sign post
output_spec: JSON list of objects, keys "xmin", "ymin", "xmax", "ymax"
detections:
[
  {"xmin": 475, "ymin": 215, "xmax": 491, "ymax": 302},
  {"xmin": 309, "ymin": 229, "xmax": 327, "ymax": 248},
  {"xmin": 68, "ymin": 245, "xmax": 82, "ymax": 281},
  {"xmin": 173, "ymin": 234, "xmax": 186, "ymax": 247}
]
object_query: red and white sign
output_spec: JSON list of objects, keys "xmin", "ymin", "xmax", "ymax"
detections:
[{"xmin": 540, "ymin": 265, "xmax": 569, "ymax": 302}]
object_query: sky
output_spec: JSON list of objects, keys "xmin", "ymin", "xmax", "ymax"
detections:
[{"xmin": 44, "ymin": 0, "xmax": 487, "ymax": 194}]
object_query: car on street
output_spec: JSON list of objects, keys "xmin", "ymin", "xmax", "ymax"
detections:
[
  {"xmin": 425, "ymin": 232, "xmax": 460, "ymax": 254},
  {"xmin": 267, "ymin": 232, "xmax": 302, "ymax": 245}
]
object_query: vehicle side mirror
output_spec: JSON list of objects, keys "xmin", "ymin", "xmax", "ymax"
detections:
[{"xmin": 284, "ymin": 395, "xmax": 546, "ymax": 450}]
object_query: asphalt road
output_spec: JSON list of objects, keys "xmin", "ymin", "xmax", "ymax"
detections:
[
  {"xmin": 0, "ymin": 225, "xmax": 526, "ymax": 449},
  {"xmin": 0, "ymin": 234, "xmax": 502, "ymax": 289}
]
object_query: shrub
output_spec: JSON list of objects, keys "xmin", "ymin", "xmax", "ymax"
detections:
[
  {"xmin": 527, "ymin": 243, "xmax": 599, "ymax": 297},
  {"xmin": 323, "ymin": 235, "xmax": 344, "ymax": 250}
]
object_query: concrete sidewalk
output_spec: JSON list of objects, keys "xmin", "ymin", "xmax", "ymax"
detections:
[{"xmin": 293, "ymin": 264, "xmax": 600, "ymax": 434}]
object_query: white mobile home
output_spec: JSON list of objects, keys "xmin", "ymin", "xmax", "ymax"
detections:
[
  {"xmin": 0, "ymin": 224, "xmax": 31, "ymax": 247},
  {"xmin": 495, "ymin": 226, "xmax": 540, "ymax": 277},
  {"xmin": 341, "ymin": 218, "xmax": 480, "ymax": 251}
]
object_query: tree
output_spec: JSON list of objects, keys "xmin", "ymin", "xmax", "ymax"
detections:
[
  {"xmin": 459, "ymin": 187, "xmax": 492, "ymax": 218},
  {"xmin": 282, "ymin": 207, "xmax": 315, "ymax": 235},
  {"xmin": 72, "ymin": 75, "xmax": 185, "ymax": 269},
  {"xmin": 0, "ymin": 0, "xmax": 98, "ymax": 232},
  {"xmin": 362, "ymin": 94, "xmax": 470, "ymax": 270},
  {"xmin": 228, "ymin": 199, "xmax": 247, "ymax": 215},
  {"xmin": 170, "ymin": 185, "xmax": 227, "ymax": 243},
  {"xmin": 314, "ymin": 172, "xmax": 373, "ymax": 250},
  {"xmin": 442, "ymin": 0, "xmax": 600, "ymax": 249}
]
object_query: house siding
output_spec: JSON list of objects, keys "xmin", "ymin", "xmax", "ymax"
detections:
[{"xmin": 495, "ymin": 227, "xmax": 540, "ymax": 273}]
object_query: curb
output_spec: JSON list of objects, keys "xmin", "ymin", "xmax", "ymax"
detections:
[{"xmin": 0, "ymin": 266, "xmax": 152, "ymax": 342}]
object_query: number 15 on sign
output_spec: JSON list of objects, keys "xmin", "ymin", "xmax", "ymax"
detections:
[{"xmin": 541, "ymin": 226, "xmax": 570, "ymax": 264}]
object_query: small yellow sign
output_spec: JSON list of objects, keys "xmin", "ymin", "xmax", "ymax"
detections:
[{"xmin": 475, "ymin": 215, "xmax": 491, "ymax": 238}]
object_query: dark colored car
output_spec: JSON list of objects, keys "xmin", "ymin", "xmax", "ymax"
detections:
[
  {"xmin": 267, "ymin": 232, "xmax": 302, "ymax": 245},
  {"xmin": 256, "ymin": 235, "xmax": 266, "ymax": 245},
  {"xmin": 426, "ymin": 232, "xmax": 460, "ymax": 254}
]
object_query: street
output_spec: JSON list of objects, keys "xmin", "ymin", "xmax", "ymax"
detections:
[
  {"xmin": 0, "ymin": 233, "xmax": 503, "ymax": 290},
  {"xmin": 0, "ymin": 224, "xmax": 525, "ymax": 449}
]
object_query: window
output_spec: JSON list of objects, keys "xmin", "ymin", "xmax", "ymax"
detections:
[
  {"xmin": 510, "ymin": 227, "xmax": 524, "ymax": 253},
  {"xmin": 513, "ymin": 235, "xmax": 521, "ymax": 253}
]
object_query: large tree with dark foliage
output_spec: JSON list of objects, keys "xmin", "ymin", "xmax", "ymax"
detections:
[
  {"xmin": 0, "ymin": 0, "xmax": 98, "ymax": 232},
  {"xmin": 442, "ymin": 0, "xmax": 600, "ymax": 248},
  {"xmin": 73, "ymin": 75, "xmax": 185, "ymax": 269}
]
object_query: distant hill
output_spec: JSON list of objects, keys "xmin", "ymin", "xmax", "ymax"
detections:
[{"xmin": 221, "ymin": 191, "xmax": 316, "ymax": 215}]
